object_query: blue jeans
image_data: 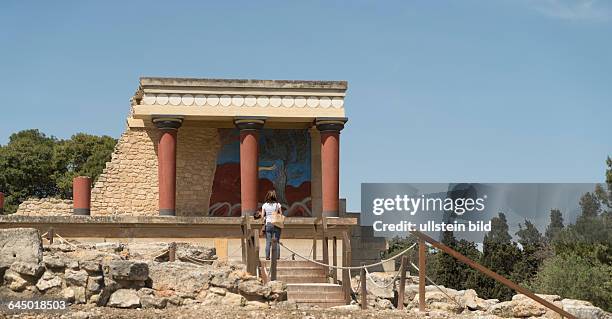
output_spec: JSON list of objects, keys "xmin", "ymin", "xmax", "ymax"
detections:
[{"xmin": 265, "ymin": 223, "xmax": 281, "ymax": 259}]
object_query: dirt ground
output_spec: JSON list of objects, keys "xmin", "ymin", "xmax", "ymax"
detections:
[{"xmin": 0, "ymin": 304, "xmax": 476, "ymax": 319}]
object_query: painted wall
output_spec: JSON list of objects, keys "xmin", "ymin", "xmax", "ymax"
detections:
[{"xmin": 209, "ymin": 128, "xmax": 312, "ymax": 217}]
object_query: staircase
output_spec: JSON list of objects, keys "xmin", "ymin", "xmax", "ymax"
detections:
[{"xmin": 262, "ymin": 259, "xmax": 347, "ymax": 308}]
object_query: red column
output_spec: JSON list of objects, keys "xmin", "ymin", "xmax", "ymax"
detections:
[
  {"xmin": 73, "ymin": 176, "xmax": 91, "ymax": 215},
  {"xmin": 0, "ymin": 192, "xmax": 4, "ymax": 214},
  {"xmin": 153, "ymin": 117, "xmax": 183, "ymax": 216},
  {"xmin": 316, "ymin": 118, "xmax": 347, "ymax": 217},
  {"xmin": 235, "ymin": 118, "xmax": 265, "ymax": 216}
]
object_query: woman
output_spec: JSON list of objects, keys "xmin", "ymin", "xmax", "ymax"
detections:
[{"xmin": 259, "ymin": 190, "xmax": 284, "ymax": 260}]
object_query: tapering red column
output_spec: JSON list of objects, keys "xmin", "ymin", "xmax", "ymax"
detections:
[
  {"xmin": 0, "ymin": 192, "xmax": 4, "ymax": 214},
  {"xmin": 73, "ymin": 176, "xmax": 91, "ymax": 215},
  {"xmin": 235, "ymin": 118, "xmax": 265, "ymax": 216},
  {"xmin": 316, "ymin": 118, "xmax": 347, "ymax": 217},
  {"xmin": 153, "ymin": 117, "xmax": 183, "ymax": 216}
]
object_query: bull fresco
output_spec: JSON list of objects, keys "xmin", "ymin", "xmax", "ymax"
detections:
[{"xmin": 209, "ymin": 128, "xmax": 312, "ymax": 217}]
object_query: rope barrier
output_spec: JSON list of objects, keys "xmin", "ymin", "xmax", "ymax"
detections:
[
  {"xmin": 278, "ymin": 242, "xmax": 417, "ymax": 270},
  {"xmin": 409, "ymin": 261, "xmax": 464, "ymax": 309},
  {"xmin": 364, "ymin": 267, "xmax": 401, "ymax": 289}
]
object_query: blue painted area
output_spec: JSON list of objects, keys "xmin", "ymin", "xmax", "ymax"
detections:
[{"xmin": 216, "ymin": 128, "xmax": 311, "ymax": 187}]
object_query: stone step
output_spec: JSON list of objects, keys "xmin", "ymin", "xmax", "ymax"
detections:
[
  {"xmin": 277, "ymin": 275, "xmax": 328, "ymax": 284},
  {"xmin": 275, "ymin": 268, "xmax": 326, "ymax": 277},
  {"xmin": 291, "ymin": 299, "xmax": 347, "ymax": 308},
  {"xmin": 261, "ymin": 260, "xmax": 325, "ymax": 268},
  {"xmin": 287, "ymin": 284, "xmax": 344, "ymax": 301},
  {"xmin": 287, "ymin": 283, "xmax": 344, "ymax": 293}
]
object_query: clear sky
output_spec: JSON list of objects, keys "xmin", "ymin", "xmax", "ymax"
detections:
[{"xmin": 1, "ymin": 1, "xmax": 610, "ymax": 211}]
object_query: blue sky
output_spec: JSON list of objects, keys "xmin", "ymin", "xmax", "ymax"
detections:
[{"xmin": 1, "ymin": 1, "xmax": 610, "ymax": 211}]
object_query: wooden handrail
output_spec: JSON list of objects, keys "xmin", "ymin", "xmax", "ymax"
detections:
[
  {"xmin": 270, "ymin": 237, "xmax": 278, "ymax": 281},
  {"xmin": 411, "ymin": 231, "xmax": 576, "ymax": 319}
]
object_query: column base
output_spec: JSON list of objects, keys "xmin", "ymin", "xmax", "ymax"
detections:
[
  {"xmin": 241, "ymin": 210, "xmax": 257, "ymax": 217},
  {"xmin": 73, "ymin": 208, "xmax": 90, "ymax": 216},
  {"xmin": 159, "ymin": 209, "xmax": 176, "ymax": 216},
  {"xmin": 322, "ymin": 210, "xmax": 339, "ymax": 217}
]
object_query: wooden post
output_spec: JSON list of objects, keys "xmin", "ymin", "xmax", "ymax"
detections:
[
  {"xmin": 312, "ymin": 221, "xmax": 318, "ymax": 260},
  {"xmin": 322, "ymin": 217, "xmax": 329, "ymax": 276},
  {"xmin": 360, "ymin": 263, "xmax": 367, "ymax": 310},
  {"xmin": 397, "ymin": 255, "xmax": 408, "ymax": 310},
  {"xmin": 270, "ymin": 237, "xmax": 278, "ymax": 281},
  {"xmin": 240, "ymin": 217, "xmax": 247, "ymax": 264},
  {"xmin": 332, "ymin": 236, "xmax": 338, "ymax": 283},
  {"xmin": 342, "ymin": 231, "xmax": 352, "ymax": 304},
  {"xmin": 418, "ymin": 239, "xmax": 426, "ymax": 312},
  {"xmin": 169, "ymin": 242, "xmax": 176, "ymax": 262},
  {"xmin": 47, "ymin": 228, "xmax": 54, "ymax": 245}
]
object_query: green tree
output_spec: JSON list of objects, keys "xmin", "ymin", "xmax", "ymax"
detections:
[
  {"xmin": 513, "ymin": 220, "xmax": 544, "ymax": 285},
  {"xmin": 0, "ymin": 129, "xmax": 116, "ymax": 214},
  {"xmin": 0, "ymin": 130, "xmax": 58, "ymax": 213},
  {"xmin": 52, "ymin": 133, "xmax": 116, "ymax": 198},
  {"xmin": 430, "ymin": 231, "xmax": 481, "ymax": 291},
  {"xmin": 529, "ymin": 252, "xmax": 612, "ymax": 312},
  {"xmin": 579, "ymin": 192, "xmax": 601, "ymax": 218},
  {"xmin": 477, "ymin": 213, "xmax": 521, "ymax": 301},
  {"xmin": 544, "ymin": 209, "xmax": 564, "ymax": 242}
]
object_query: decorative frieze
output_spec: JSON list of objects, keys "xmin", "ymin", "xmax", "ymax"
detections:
[{"xmin": 140, "ymin": 93, "xmax": 344, "ymax": 109}]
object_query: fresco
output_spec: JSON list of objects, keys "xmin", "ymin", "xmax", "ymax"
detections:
[{"xmin": 208, "ymin": 128, "xmax": 312, "ymax": 217}]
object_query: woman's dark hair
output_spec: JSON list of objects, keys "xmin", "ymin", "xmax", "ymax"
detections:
[{"xmin": 265, "ymin": 190, "xmax": 277, "ymax": 203}]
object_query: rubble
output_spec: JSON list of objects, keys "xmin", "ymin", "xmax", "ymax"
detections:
[{"xmin": 0, "ymin": 228, "xmax": 609, "ymax": 319}]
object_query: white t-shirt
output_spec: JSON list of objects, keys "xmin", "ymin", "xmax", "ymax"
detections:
[{"xmin": 262, "ymin": 202, "xmax": 281, "ymax": 224}]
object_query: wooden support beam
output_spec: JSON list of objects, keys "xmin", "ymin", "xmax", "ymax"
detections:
[
  {"xmin": 397, "ymin": 255, "xmax": 407, "ymax": 310},
  {"xmin": 168, "ymin": 242, "xmax": 176, "ymax": 262},
  {"xmin": 332, "ymin": 236, "xmax": 338, "ymax": 284},
  {"xmin": 322, "ymin": 217, "xmax": 329, "ymax": 275},
  {"xmin": 342, "ymin": 231, "xmax": 352, "ymax": 304},
  {"xmin": 270, "ymin": 237, "xmax": 278, "ymax": 281},
  {"xmin": 360, "ymin": 263, "xmax": 367, "ymax": 310},
  {"xmin": 47, "ymin": 227, "xmax": 54, "ymax": 245},
  {"xmin": 418, "ymin": 239, "xmax": 426, "ymax": 312},
  {"xmin": 411, "ymin": 231, "xmax": 576, "ymax": 319}
]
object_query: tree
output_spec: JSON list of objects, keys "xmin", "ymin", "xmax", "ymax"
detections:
[
  {"xmin": 529, "ymin": 252, "xmax": 612, "ymax": 312},
  {"xmin": 429, "ymin": 231, "xmax": 481, "ymax": 291},
  {"xmin": 579, "ymin": 192, "xmax": 601, "ymax": 218},
  {"xmin": 516, "ymin": 219, "xmax": 543, "ymax": 248},
  {"xmin": 513, "ymin": 220, "xmax": 544, "ymax": 285},
  {"xmin": 544, "ymin": 209, "xmax": 564, "ymax": 242},
  {"xmin": 477, "ymin": 213, "xmax": 521, "ymax": 301},
  {"xmin": 0, "ymin": 130, "xmax": 58, "ymax": 213},
  {"xmin": 0, "ymin": 129, "xmax": 116, "ymax": 214},
  {"xmin": 52, "ymin": 133, "xmax": 116, "ymax": 198}
]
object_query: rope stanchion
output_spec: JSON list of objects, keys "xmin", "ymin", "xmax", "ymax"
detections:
[
  {"xmin": 278, "ymin": 242, "xmax": 417, "ymax": 270},
  {"xmin": 364, "ymin": 267, "xmax": 401, "ymax": 289},
  {"xmin": 409, "ymin": 261, "xmax": 464, "ymax": 309}
]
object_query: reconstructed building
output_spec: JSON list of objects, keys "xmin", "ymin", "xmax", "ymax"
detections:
[{"xmin": 91, "ymin": 77, "xmax": 348, "ymax": 219}]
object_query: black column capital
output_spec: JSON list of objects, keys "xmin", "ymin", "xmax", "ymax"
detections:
[
  {"xmin": 152, "ymin": 116, "xmax": 184, "ymax": 130},
  {"xmin": 315, "ymin": 117, "xmax": 348, "ymax": 133},
  {"xmin": 234, "ymin": 117, "xmax": 266, "ymax": 131}
]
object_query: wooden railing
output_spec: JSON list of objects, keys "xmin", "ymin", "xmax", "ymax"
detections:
[{"xmin": 411, "ymin": 231, "xmax": 576, "ymax": 319}]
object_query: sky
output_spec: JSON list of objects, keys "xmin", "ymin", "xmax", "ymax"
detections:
[{"xmin": 1, "ymin": 0, "xmax": 610, "ymax": 212}]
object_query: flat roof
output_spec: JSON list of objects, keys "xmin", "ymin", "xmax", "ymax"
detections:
[{"xmin": 140, "ymin": 77, "xmax": 348, "ymax": 90}]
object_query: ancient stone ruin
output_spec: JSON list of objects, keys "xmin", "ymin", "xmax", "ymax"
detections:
[{"xmin": 0, "ymin": 228, "xmax": 609, "ymax": 319}]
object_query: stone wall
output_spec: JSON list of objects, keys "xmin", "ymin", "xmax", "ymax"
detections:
[
  {"xmin": 15, "ymin": 198, "xmax": 73, "ymax": 216},
  {"xmin": 91, "ymin": 125, "xmax": 220, "ymax": 216}
]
